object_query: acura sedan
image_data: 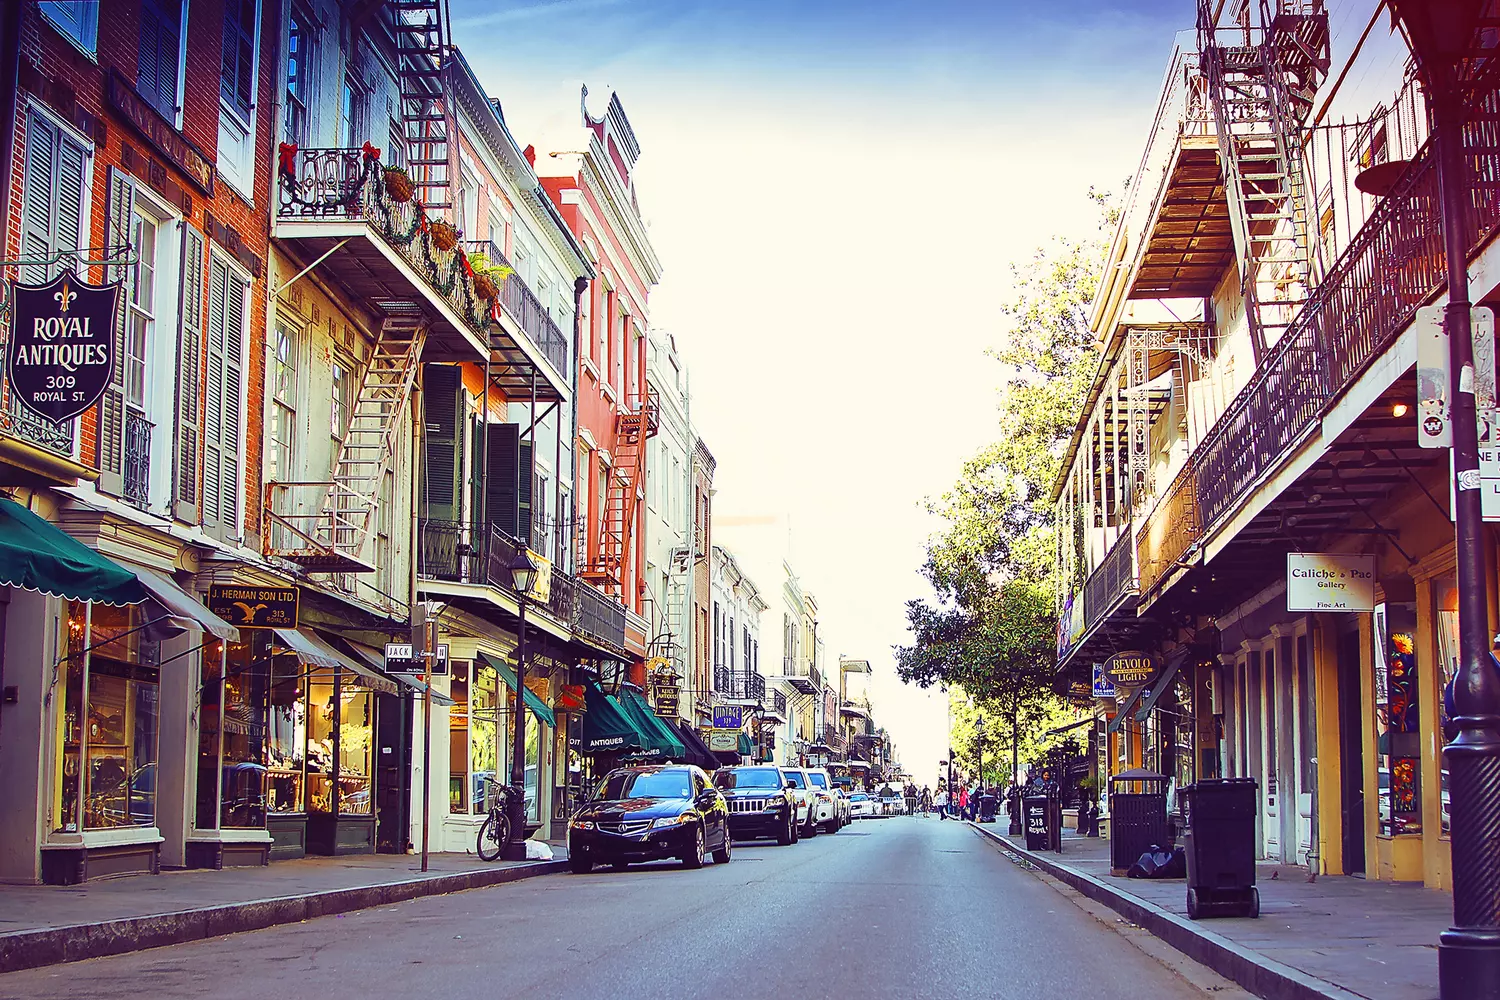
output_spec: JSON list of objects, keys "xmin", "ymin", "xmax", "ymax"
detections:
[{"xmin": 568, "ymin": 765, "xmax": 731, "ymax": 873}]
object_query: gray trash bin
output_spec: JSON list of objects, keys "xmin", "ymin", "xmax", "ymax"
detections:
[{"xmin": 1183, "ymin": 778, "xmax": 1259, "ymax": 918}]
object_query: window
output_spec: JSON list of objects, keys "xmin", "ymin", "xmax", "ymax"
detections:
[
  {"xmin": 387, "ymin": 117, "xmax": 405, "ymax": 168},
  {"xmin": 221, "ymin": 0, "xmax": 257, "ymax": 121},
  {"xmin": 197, "ymin": 633, "xmax": 270, "ymax": 830},
  {"xmin": 271, "ymin": 321, "xmax": 298, "ymax": 481},
  {"xmin": 204, "ymin": 256, "xmax": 248, "ymax": 539},
  {"xmin": 266, "ymin": 651, "xmax": 306, "ymax": 813},
  {"xmin": 284, "ymin": 7, "xmax": 315, "ymax": 147},
  {"xmin": 488, "ymin": 215, "xmax": 506, "ymax": 255},
  {"xmin": 126, "ymin": 213, "xmax": 158, "ymax": 410},
  {"xmin": 39, "ymin": 1, "xmax": 98, "ymax": 53},
  {"xmin": 331, "ymin": 359, "xmax": 352, "ymax": 440},
  {"xmin": 138, "ymin": 0, "xmax": 184, "ymax": 124},
  {"xmin": 376, "ymin": 470, "xmax": 394, "ymax": 591},
  {"xmin": 598, "ymin": 286, "xmax": 611, "ymax": 367},
  {"xmin": 535, "ymin": 473, "xmax": 549, "ymax": 557},
  {"xmin": 449, "ymin": 661, "xmax": 499, "ymax": 814},
  {"xmin": 306, "ymin": 669, "xmax": 372, "ymax": 815},
  {"xmin": 341, "ymin": 73, "xmax": 368, "ymax": 148},
  {"xmin": 556, "ymin": 490, "xmax": 571, "ymax": 568}
]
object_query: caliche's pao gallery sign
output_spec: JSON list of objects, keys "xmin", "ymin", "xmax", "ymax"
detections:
[
  {"xmin": 1286, "ymin": 553, "xmax": 1375, "ymax": 612},
  {"xmin": 7, "ymin": 273, "xmax": 120, "ymax": 423}
]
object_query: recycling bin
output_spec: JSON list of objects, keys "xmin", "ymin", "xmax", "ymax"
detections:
[
  {"xmin": 1182, "ymin": 778, "xmax": 1260, "ymax": 918},
  {"xmin": 1023, "ymin": 796, "xmax": 1050, "ymax": 851},
  {"xmin": 1108, "ymin": 768, "xmax": 1168, "ymax": 873}
]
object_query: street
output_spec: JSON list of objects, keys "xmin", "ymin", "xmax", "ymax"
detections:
[{"xmin": 0, "ymin": 819, "xmax": 1210, "ymax": 1000}]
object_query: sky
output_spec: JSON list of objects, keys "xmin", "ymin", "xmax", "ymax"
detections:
[{"xmin": 452, "ymin": 0, "xmax": 1193, "ymax": 786}]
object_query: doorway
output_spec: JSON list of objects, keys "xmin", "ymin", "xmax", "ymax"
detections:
[
  {"xmin": 1337, "ymin": 627, "xmax": 1366, "ymax": 875},
  {"xmin": 375, "ymin": 691, "xmax": 412, "ymax": 853}
]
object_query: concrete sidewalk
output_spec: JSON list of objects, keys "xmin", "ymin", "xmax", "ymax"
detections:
[
  {"xmin": 0, "ymin": 849, "xmax": 568, "ymax": 975},
  {"xmin": 969, "ymin": 820, "xmax": 1446, "ymax": 1000}
]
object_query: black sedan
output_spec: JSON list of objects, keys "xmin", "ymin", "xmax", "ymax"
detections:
[
  {"xmin": 567, "ymin": 765, "xmax": 731, "ymax": 873},
  {"xmin": 714, "ymin": 765, "xmax": 798, "ymax": 845}
]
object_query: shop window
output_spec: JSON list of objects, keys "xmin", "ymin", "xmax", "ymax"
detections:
[
  {"xmin": 196, "ymin": 645, "xmax": 223, "ymax": 828},
  {"xmin": 196, "ymin": 634, "xmax": 271, "ymax": 829},
  {"xmin": 267, "ymin": 653, "xmax": 307, "ymax": 813},
  {"xmin": 1374, "ymin": 602, "xmax": 1421, "ymax": 835},
  {"xmin": 449, "ymin": 664, "xmax": 470, "ymax": 813},
  {"xmin": 55, "ymin": 601, "xmax": 160, "ymax": 832},
  {"xmin": 1435, "ymin": 579, "xmax": 1459, "ymax": 834},
  {"xmin": 307, "ymin": 670, "xmax": 374, "ymax": 815},
  {"xmin": 451, "ymin": 660, "xmax": 500, "ymax": 815}
]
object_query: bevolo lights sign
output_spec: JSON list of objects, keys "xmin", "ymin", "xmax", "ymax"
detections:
[{"xmin": 1286, "ymin": 553, "xmax": 1375, "ymax": 612}]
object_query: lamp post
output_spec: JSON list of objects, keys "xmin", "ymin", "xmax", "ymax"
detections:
[
  {"xmin": 502, "ymin": 547, "xmax": 538, "ymax": 862},
  {"xmin": 1387, "ymin": 4, "xmax": 1500, "ymax": 996}
]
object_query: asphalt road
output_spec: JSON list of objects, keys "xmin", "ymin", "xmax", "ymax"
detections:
[{"xmin": 0, "ymin": 818, "xmax": 1210, "ymax": 1000}]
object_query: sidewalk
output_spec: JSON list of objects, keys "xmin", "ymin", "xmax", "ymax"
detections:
[
  {"xmin": 970, "ymin": 820, "xmax": 1445, "ymax": 1000},
  {"xmin": 0, "ymin": 849, "xmax": 568, "ymax": 975}
]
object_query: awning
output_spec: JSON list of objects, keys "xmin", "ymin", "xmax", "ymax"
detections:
[
  {"xmin": 272, "ymin": 628, "xmax": 398, "ymax": 695},
  {"xmin": 1045, "ymin": 716, "xmax": 1096, "ymax": 737},
  {"xmin": 134, "ymin": 567, "xmax": 238, "ymax": 642},
  {"xmin": 477, "ymin": 651, "xmax": 556, "ymax": 727},
  {"xmin": 330, "ymin": 634, "xmax": 453, "ymax": 706},
  {"xmin": 737, "ymin": 731, "xmax": 753, "ymax": 756},
  {"xmin": 580, "ymin": 681, "xmax": 646, "ymax": 754},
  {"xmin": 616, "ymin": 685, "xmax": 686, "ymax": 759},
  {"xmin": 1106, "ymin": 684, "xmax": 1147, "ymax": 733},
  {"xmin": 0, "ymin": 497, "xmax": 145, "ymax": 605},
  {"xmin": 1135, "ymin": 648, "xmax": 1191, "ymax": 722},
  {"xmin": 674, "ymin": 720, "xmax": 719, "ymax": 770}
]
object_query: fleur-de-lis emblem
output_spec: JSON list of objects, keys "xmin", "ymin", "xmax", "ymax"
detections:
[{"xmin": 54, "ymin": 279, "xmax": 76, "ymax": 314}]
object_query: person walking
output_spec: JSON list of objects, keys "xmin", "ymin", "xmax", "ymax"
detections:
[
  {"xmin": 920, "ymin": 785, "xmax": 932, "ymax": 816},
  {"xmin": 957, "ymin": 783, "xmax": 970, "ymax": 822},
  {"xmin": 934, "ymin": 786, "xmax": 949, "ymax": 820}
]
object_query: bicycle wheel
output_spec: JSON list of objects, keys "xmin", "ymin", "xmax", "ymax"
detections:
[{"xmin": 477, "ymin": 810, "xmax": 509, "ymax": 861}]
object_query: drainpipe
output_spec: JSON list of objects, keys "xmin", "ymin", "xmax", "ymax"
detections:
[
  {"xmin": 569, "ymin": 276, "xmax": 587, "ymax": 576},
  {"xmin": 683, "ymin": 374, "xmax": 695, "ymax": 720}
]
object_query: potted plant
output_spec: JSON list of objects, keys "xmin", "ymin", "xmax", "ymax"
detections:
[
  {"xmin": 467, "ymin": 252, "xmax": 514, "ymax": 300},
  {"xmin": 428, "ymin": 219, "xmax": 459, "ymax": 252},
  {"xmin": 382, "ymin": 165, "xmax": 414, "ymax": 203}
]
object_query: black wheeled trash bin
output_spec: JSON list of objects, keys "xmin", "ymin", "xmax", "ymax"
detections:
[
  {"xmin": 979, "ymin": 793, "xmax": 998, "ymax": 823},
  {"xmin": 1182, "ymin": 778, "xmax": 1259, "ymax": 918},
  {"xmin": 1108, "ymin": 768, "xmax": 1168, "ymax": 874},
  {"xmin": 1023, "ymin": 796, "xmax": 1049, "ymax": 851}
]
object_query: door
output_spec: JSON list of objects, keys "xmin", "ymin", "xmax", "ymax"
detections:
[
  {"xmin": 375, "ymin": 691, "xmax": 412, "ymax": 853},
  {"xmin": 1294, "ymin": 632, "xmax": 1316, "ymax": 865},
  {"xmin": 1278, "ymin": 635, "xmax": 1298, "ymax": 863},
  {"xmin": 1337, "ymin": 628, "xmax": 1366, "ymax": 874}
]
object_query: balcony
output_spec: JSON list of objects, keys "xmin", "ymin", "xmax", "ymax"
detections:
[
  {"xmin": 714, "ymin": 666, "xmax": 766, "ymax": 704},
  {"xmin": 779, "ymin": 655, "xmax": 818, "ymax": 694},
  {"xmin": 122, "ymin": 412, "xmax": 152, "ymax": 508},
  {"xmin": 0, "ymin": 385, "xmax": 94, "ymax": 487},
  {"xmin": 276, "ymin": 147, "xmax": 564, "ymax": 398},
  {"xmin": 766, "ymin": 690, "xmax": 788, "ymax": 721},
  {"xmin": 840, "ymin": 697, "xmax": 872, "ymax": 720},
  {"xmin": 465, "ymin": 241, "xmax": 569, "ymax": 378},
  {"xmin": 572, "ymin": 578, "xmax": 627, "ymax": 656}
]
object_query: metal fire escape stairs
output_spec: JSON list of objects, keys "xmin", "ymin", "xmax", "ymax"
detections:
[
  {"xmin": 391, "ymin": 0, "xmax": 452, "ymax": 215},
  {"xmin": 580, "ymin": 391, "xmax": 660, "ymax": 595},
  {"xmin": 1198, "ymin": 0, "xmax": 1329, "ymax": 362}
]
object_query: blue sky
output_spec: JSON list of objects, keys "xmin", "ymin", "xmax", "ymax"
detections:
[{"xmin": 451, "ymin": 0, "xmax": 1192, "ymax": 780}]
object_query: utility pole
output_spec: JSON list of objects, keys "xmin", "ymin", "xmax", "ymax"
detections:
[{"xmin": 415, "ymin": 605, "xmax": 436, "ymax": 873}]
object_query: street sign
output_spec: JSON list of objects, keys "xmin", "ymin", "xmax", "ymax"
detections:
[
  {"xmin": 712, "ymin": 704, "xmax": 743, "ymax": 728},
  {"xmin": 207, "ymin": 585, "xmax": 298, "ymax": 628},
  {"xmin": 7, "ymin": 272, "xmax": 121, "ymax": 422},
  {"xmin": 1286, "ymin": 553, "xmax": 1375, "ymax": 612},
  {"xmin": 385, "ymin": 642, "xmax": 449, "ymax": 675}
]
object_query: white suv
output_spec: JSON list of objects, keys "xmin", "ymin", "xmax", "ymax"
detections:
[
  {"xmin": 803, "ymin": 768, "xmax": 842, "ymax": 833},
  {"xmin": 783, "ymin": 768, "xmax": 821, "ymax": 838}
]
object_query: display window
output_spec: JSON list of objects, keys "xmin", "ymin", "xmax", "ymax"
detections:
[
  {"xmin": 307, "ymin": 669, "xmax": 374, "ymax": 816},
  {"xmin": 54, "ymin": 601, "xmax": 160, "ymax": 833},
  {"xmin": 1374, "ymin": 602, "xmax": 1422, "ymax": 836},
  {"xmin": 1435, "ymin": 578, "xmax": 1458, "ymax": 835},
  {"xmin": 195, "ymin": 633, "xmax": 272, "ymax": 830},
  {"xmin": 267, "ymin": 653, "xmax": 307, "ymax": 813},
  {"xmin": 449, "ymin": 660, "xmax": 500, "ymax": 815}
]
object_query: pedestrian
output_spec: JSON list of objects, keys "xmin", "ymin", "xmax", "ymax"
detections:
[
  {"xmin": 957, "ymin": 783, "xmax": 969, "ymax": 821},
  {"xmin": 920, "ymin": 785, "xmax": 932, "ymax": 816},
  {"xmin": 934, "ymin": 787, "xmax": 949, "ymax": 820}
]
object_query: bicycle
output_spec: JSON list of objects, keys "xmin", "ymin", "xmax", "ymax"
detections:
[{"xmin": 477, "ymin": 776, "xmax": 521, "ymax": 861}]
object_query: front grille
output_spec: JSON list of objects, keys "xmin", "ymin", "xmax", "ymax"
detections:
[
  {"xmin": 729, "ymin": 798, "xmax": 768, "ymax": 814},
  {"xmin": 598, "ymin": 819, "xmax": 652, "ymax": 836}
]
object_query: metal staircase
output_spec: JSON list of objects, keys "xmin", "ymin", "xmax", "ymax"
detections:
[
  {"xmin": 391, "ymin": 0, "xmax": 452, "ymax": 213},
  {"xmin": 1198, "ymin": 0, "xmax": 1329, "ymax": 361},
  {"xmin": 580, "ymin": 391, "xmax": 659, "ymax": 595}
]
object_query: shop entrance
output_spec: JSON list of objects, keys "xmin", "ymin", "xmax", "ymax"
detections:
[
  {"xmin": 375, "ymin": 691, "xmax": 411, "ymax": 853},
  {"xmin": 1337, "ymin": 627, "xmax": 1366, "ymax": 875}
]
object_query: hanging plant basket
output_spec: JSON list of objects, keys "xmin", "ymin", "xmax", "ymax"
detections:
[
  {"xmin": 383, "ymin": 167, "xmax": 414, "ymax": 203},
  {"xmin": 472, "ymin": 273, "xmax": 498, "ymax": 300},
  {"xmin": 429, "ymin": 220, "xmax": 459, "ymax": 252}
]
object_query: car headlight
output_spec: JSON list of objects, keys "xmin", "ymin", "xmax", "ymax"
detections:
[
  {"xmin": 570, "ymin": 819, "xmax": 595, "ymax": 831},
  {"xmin": 764, "ymin": 800, "xmax": 783, "ymax": 812},
  {"xmin": 651, "ymin": 814, "xmax": 690, "ymax": 829}
]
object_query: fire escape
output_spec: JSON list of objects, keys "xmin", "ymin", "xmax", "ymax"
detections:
[
  {"xmin": 580, "ymin": 391, "xmax": 660, "ymax": 595},
  {"xmin": 1197, "ymin": 0, "xmax": 1329, "ymax": 361},
  {"xmin": 392, "ymin": 0, "xmax": 452, "ymax": 213}
]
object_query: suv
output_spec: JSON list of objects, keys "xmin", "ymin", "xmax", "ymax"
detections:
[
  {"xmin": 714, "ymin": 765, "xmax": 798, "ymax": 845},
  {"xmin": 782, "ymin": 768, "xmax": 819, "ymax": 838},
  {"xmin": 803, "ymin": 768, "xmax": 842, "ymax": 833}
]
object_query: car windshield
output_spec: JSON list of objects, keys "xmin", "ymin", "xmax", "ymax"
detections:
[
  {"xmin": 851, "ymin": 793, "xmax": 868, "ymax": 801},
  {"xmin": 715, "ymin": 767, "xmax": 781, "ymax": 790},
  {"xmin": 808, "ymin": 773, "xmax": 828, "ymax": 788},
  {"xmin": 784, "ymin": 772, "xmax": 806, "ymax": 788},
  {"xmin": 595, "ymin": 770, "xmax": 693, "ymax": 801}
]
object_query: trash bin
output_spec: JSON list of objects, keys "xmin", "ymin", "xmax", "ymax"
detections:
[
  {"xmin": 978, "ymin": 793, "xmax": 998, "ymax": 823},
  {"xmin": 1023, "ymin": 796, "xmax": 1050, "ymax": 851},
  {"xmin": 1182, "ymin": 778, "xmax": 1259, "ymax": 918},
  {"xmin": 1108, "ymin": 768, "xmax": 1169, "ymax": 873}
]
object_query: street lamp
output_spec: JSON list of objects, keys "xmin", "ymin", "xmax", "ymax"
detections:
[
  {"xmin": 502, "ymin": 547, "xmax": 538, "ymax": 861},
  {"xmin": 1387, "ymin": 4, "xmax": 1500, "ymax": 996}
]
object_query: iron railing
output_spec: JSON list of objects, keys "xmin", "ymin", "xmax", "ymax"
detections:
[
  {"xmin": 573, "ymin": 578, "xmax": 627, "ymax": 652},
  {"xmin": 2, "ymin": 393, "xmax": 74, "ymax": 456},
  {"xmin": 771, "ymin": 690, "xmax": 788, "ymax": 717},
  {"xmin": 1137, "ymin": 461, "xmax": 1200, "ymax": 598},
  {"xmin": 465, "ymin": 240, "xmax": 570, "ymax": 375},
  {"xmin": 714, "ymin": 667, "xmax": 766, "ymax": 702},
  {"xmin": 419, "ymin": 517, "xmax": 581, "ymax": 625},
  {"xmin": 122, "ymin": 411, "xmax": 152, "ymax": 508},
  {"xmin": 1083, "ymin": 529, "xmax": 1138, "ymax": 630}
]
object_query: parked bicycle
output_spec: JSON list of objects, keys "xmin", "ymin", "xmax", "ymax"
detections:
[{"xmin": 477, "ymin": 776, "xmax": 522, "ymax": 861}]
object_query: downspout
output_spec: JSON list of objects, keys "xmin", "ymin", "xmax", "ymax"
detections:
[
  {"xmin": 0, "ymin": 0, "xmax": 22, "ymax": 257},
  {"xmin": 683, "ymin": 375, "xmax": 696, "ymax": 721},
  {"xmin": 570, "ymin": 276, "xmax": 587, "ymax": 576}
]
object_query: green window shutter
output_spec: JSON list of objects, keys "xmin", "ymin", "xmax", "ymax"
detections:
[
  {"xmin": 420, "ymin": 364, "xmax": 463, "ymax": 524},
  {"xmin": 518, "ymin": 439, "xmax": 533, "ymax": 549},
  {"xmin": 97, "ymin": 168, "xmax": 136, "ymax": 495},
  {"xmin": 174, "ymin": 226, "xmax": 206, "ymax": 521},
  {"xmin": 485, "ymin": 423, "xmax": 532, "ymax": 543},
  {"xmin": 138, "ymin": 0, "xmax": 181, "ymax": 122}
]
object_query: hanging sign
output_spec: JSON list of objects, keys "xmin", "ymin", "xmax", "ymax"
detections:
[
  {"xmin": 1286, "ymin": 553, "xmax": 1375, "ymax": 612},
  {"xmin": 712, "ymin": 704, "xmax": 743, "ymax": 728},
  {"xmin": 1091, "ymin": 662, "xmax": 1118, "ymax": 701},
  {"xmin": 706, "ymin": 728, "xmax": 740, "ymax": 752},
  {"xmin": 7, "ymin": 272, "xmax": 120, "ymax": 423},
  {"xmin": 384, "ymin": 642, "xmax": 449, "ymax": 674},
  {"xmin": 208, "ymin": 584, "xmax": 298, "ymax": 628},
  {"xmin": 653, "ymin": 682, "xmax": 680, "ymax": 718},
  {"xmin": 1102, "ymin": 650, "xmax": 1159, "ymax": 689}
]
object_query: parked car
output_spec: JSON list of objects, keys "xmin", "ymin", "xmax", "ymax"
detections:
[
  {"xmin": 567, "ymin": 765, "xmax": 731, "ymax": 873},
  {"xmin": 714, "ymin": 765, "xmax": 798, "ymax": 845},
  {"xmin": 849, "ymin": 791, "xmax": 878, "ymax": 819},
  {"xmin": 805, "ymin": 768, "xmax": 844, "ymax": 832},
  {"xmin": 782, "ymin": 768, "xmax": 819, "ymax": 838}
]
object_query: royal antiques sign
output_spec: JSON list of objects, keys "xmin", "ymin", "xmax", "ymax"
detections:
[
  {"xmin": 1286, "ymin": 553, "xmax": 1376, "ymax": 612},
  {"xmin": 207, "ymin": 584, "xmax": 299, "ymax": 629},
  {"xmin": 7, "ymin": 272, "xmax": 120, "ymax": 423},
  {"xmin": 1102, "ymin": 650, "xmax": 1159, "ymax": 689}
]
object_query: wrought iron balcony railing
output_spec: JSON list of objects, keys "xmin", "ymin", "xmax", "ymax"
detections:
[
  {"xmin": 714, "ymin": 667, "xmax": 766, "ymax": 702},
  {"xmin": 465, "ymin": 240, "xmax": 569, "ymax": 375},
  {"xmin": 122, "ymin": 411, "xmax": 152, "ymax": 508},
  {"xmin": 2, "ymin": 392, "xmax": 74, "ymax": 456},
  {"xmin": 1084, "ymin": 530, "xmax": 1138, "ymax": 630},
  {"xmin": 418, "ymin": 517, "xmax": 580, "ymax": 626},
  {"xmin": 771, "ymin": 690, "xmax": 787, "ymax": 717}
]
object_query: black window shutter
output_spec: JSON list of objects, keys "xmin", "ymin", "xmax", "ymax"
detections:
[
  {"xmin": 421, "ymin": 364, "xmax": 463, "ymax": 523},
  {"xmin": 485, "ymin": 422, "xmax": 520, "ymax": 541},
  {"xmin": 518, "ymin": 439, "xmax": 533, "ymax": 549}
]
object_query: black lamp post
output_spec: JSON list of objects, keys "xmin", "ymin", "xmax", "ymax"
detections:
[
  {"xmin": 1387, "ymin": 4, "xmax": 1500, "ymax": 996},
  {"xmin": 502, "ymin": 547, "xmax": 538, "ymax": 862}
]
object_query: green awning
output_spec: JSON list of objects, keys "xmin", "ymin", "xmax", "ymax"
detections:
[
  {"xmin": 0, "ymin": 498, "xmax": 145, "ymax": 605},
  {"xmin": 738, "ymin": 731, "xmax": 753, "ymax": 755},
  {"xmin": 477, "ymin": 651, "xmax": 556, "ymax": 727},
  {"xmin": 617, "ymin": 685, "xmax": 686, "ymax": 759},
  {"xmin": 580, "ymin": 681, "xmax": 647, "ymax": 754},
  {"xmin": 1135, "ymin": 648, "xmax": 1190, "ymax": 722}
]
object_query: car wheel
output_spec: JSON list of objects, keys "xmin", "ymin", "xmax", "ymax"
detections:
[
  {"xmin": 681, "ymin": 824, "xmax": 706, "ymax": 869},
  {"xmin": 791, "ymin": 816, "xmax": 800, "ymax": 843},
  {"xmin": 777, "ymin": 814, "xmax": 795, "ymax": 846},
  {"xmin": 712, "ymin": 830, "xmax": 732, "ymax": 864},
  {"xmin": 803, "ymin": 816, "xmax": 818, "ymax": 838},
  {"xmin": 570, "ymin": 854, "xmax": 594, "ymax": 874}
]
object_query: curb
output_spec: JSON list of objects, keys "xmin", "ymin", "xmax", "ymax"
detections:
[
  {"xmin": 0, "ymin": 860, "xmax": 569, "ymax": 976},
  {"xmin": 967, "ymin": 822, "xmax": 1367, "ymax": 1000}
]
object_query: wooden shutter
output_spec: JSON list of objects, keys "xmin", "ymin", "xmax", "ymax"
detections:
[
  {"xmin": 420, "ymin": 364, "xmax": 463, "ymax": 523},
  {"xmin": 484, "ymin": 423, "xmax": 532, "ymax": 544},
  {"xmin": 18, "ymin": 113, "xmax": 58, "ymax": 285},
  {"xmin": 138, "ymin": 0, "xmax": 181, "ymax": 122},
  {"xmin": 204, "ymin": 257, "xmax": 245, "ymax": 540},
  {"xmin": 518, "ymin": 439, "xmax": 533, "ymax": 548},
  {"xmin": 97, "ymin": 168, "xmax": 136, "ymax": 495},
  {"xmin": 174, "ymin": 226, "xmax": 206, "ymax": 522}
]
